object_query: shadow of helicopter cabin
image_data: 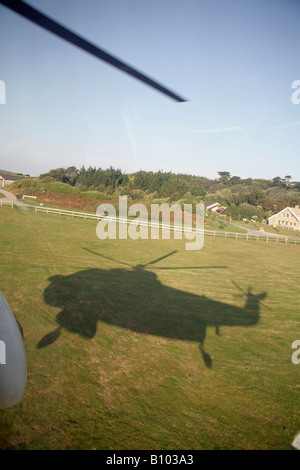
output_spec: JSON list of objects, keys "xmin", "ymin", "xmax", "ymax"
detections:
[{"xmin": 37, "ymin": 250, "xmax": 267, "ymax": 368}]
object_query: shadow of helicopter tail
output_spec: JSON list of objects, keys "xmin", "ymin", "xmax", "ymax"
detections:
[
  {"xmin": 197, "ymin": 326, "xmax": 212, "ymax": 368},
  {"xmin": 37, "ymin": 327, "xmax": 61, "ymax": 349},
  {"xmin": 199, "ymin": 345, "xmax": 212, "ymax": 368}
]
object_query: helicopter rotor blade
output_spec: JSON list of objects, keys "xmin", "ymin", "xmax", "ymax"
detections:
[
  {"xmin": 0, "ymin": 0, "xmax": 187, "ymax": 103},
  {"xmin": 152, "ymin": 266, "xmax": 228, "ymax": 270},
  {"xmin": 231, "ymin": 280, "xmax": 247, "ymax": 296},
  {"xmin": 83, "ymin": 248, "xmax": 178, "ymax": 270},
  {"xmin": 142, "ymin": 250, "xmax": 178, "ymax": 268},
  {"xmin": 82, "ymin": 248, "xmax": 133, "ymax": 268},
  {"xmin": 231, "ymin": 280, "xmax": 271, "ymax": 311},
  {"xmin": 82, "ymin": 249, "xmax": 227, "ymax": 271}
]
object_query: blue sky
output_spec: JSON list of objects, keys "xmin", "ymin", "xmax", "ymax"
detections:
[{"xmin": 1, "ymin": 0, "xmax": 300, "ymax": 180}]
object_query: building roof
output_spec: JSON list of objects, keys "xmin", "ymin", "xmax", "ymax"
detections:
[
  {"xmin": 204, "ymin": 201, "xmax": 219, "ymax": 209},
  {"xmin": 216, "ymin": 206, "xmax": 226, "ymax": 212},
  {"xmin": 290, "ymin": 207, "xmax": 300, "ymax": 220},
  {"xmin": 268, "ymin": 207, "xmax": 300, "ymax": 221},
  {"xmin": 0, "ymin": 174, "xmax": 24, "ymax": 181}
]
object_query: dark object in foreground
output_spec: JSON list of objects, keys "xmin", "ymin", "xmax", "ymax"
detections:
[
  {"xmin": 0, "ymin": 292, "xmax": 27, "ymax": 409},
  {"xmin": 0, "ymin": 0, "xmax": 187, "ymax": 103}
]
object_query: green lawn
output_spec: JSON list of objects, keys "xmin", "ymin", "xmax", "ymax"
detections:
[
  {"xmin": 0, "ymin": 205, "xmax": 299, "ymax": 450},
  {"xmin": 9, "ymin": 189, "xmax": 246, "ymax": 233},
  {"xmin": 205, "ymin": 216, "xmax": 247, "ymax": 233}
]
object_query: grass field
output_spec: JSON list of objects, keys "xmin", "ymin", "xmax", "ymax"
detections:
[
  {"xmin": 0, "ymin": 205, "xmax": 299, "ymax": 450},
  {"xmin": 20, "ymin": 195, "xmax": 247, "ymax": 234}
]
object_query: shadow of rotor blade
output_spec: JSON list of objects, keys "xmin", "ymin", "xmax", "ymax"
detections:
[
  {"xmin": 0, "ymin": 0, "xmax": 188, "ymax": 103},
  {"xmin": 82, "ymin": 248, "xmax": 132, "ymax": 268},
  {"xmin": 143, "ymin": 251, "xmax": 178, "ymax": 268},
  {"xmin": 152, "ymin": 266, "xmax": 228, "ymax": 270},
  {"xmin": 231, "ymin": 280, "xmax": 272, "ymax": 311},
  {"xmin": 231, "ymin": 280, "xmax": 246, "ymax": 295}
]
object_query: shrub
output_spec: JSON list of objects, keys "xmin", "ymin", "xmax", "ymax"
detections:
[
  {"xmin": 46, "ymin": 182, "xmax": 80, "ymax": 195},
  {"xmin": 11, "ymin": 178, "xmax": 42, "ymax": 193},
  {"xmin": 81, "ymin": 191, "xmax": 109, "ymax": 201}
]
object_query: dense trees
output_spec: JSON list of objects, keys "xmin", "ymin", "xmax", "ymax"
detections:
[
  {"xmin": 39, "ymin": 167, "xmax": 198, "ymax": 200},
  {"xmin": 39, "ymin": 167, "xmax": 79, "ymax": 186},
  {"xmin": 40, "ymin": 166, "xmax": 128, "ymax": 191},
  {"xmin": 76, "ymin": 166, "xmax": 128, "ymax": 190},
  {"xmin": 132, "ymin": 171, "xmax": 189, "ymax": 199},
  {"xmin": 39, "ymin": 166, "xmax": 300, "ymax": 221}
]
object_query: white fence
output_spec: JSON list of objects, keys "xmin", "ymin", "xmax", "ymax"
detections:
[
  {"xmin": 34, "ymin": 205, "xmax": 103, "ymax": 220},
  {"xmin": 32, "ymin": 205, "xmax": 300, "ymax": 246},
  {"xmin": 22, "ymin": 195, "xmax": 37, "ymax": 200},
  {"xmin": 0, "ymin": 200, "xmax": 13, "ymax": 208}
]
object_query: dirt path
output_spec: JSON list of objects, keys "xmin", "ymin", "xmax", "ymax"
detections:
[
  {"xmin": 228, "ymin": 221, "xmax": 299, "ymax": 240},
  {"xmin": 0, "ymin": 189, "xmax": 30, "ymax": 211}
]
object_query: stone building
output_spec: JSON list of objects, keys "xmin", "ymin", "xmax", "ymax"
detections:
[{"xmin": 268, "ymin": 206, "xmax": 300, "ymax": 231}]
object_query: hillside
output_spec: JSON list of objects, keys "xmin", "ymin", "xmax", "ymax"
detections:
[
  {"xmin": 6, "ymin": 166, "xmax": 300, "ymax": 225},
  {"xmin": 0, "ymin": 169, "xmax": 31, "ymax": 177}
]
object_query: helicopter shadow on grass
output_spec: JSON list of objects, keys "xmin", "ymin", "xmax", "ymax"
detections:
[{"xmin": 37, "ymin": 249, "xmax": 267, "ymax": 367}]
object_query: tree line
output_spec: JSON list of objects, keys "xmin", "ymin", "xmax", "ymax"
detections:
[
  {"xmin": 39, "ymin": 166, "xmax": 205, "ymax": 200},
  {"xmin": 39, "ymin": 166, "xmax": 300, "ymax": 220}
]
